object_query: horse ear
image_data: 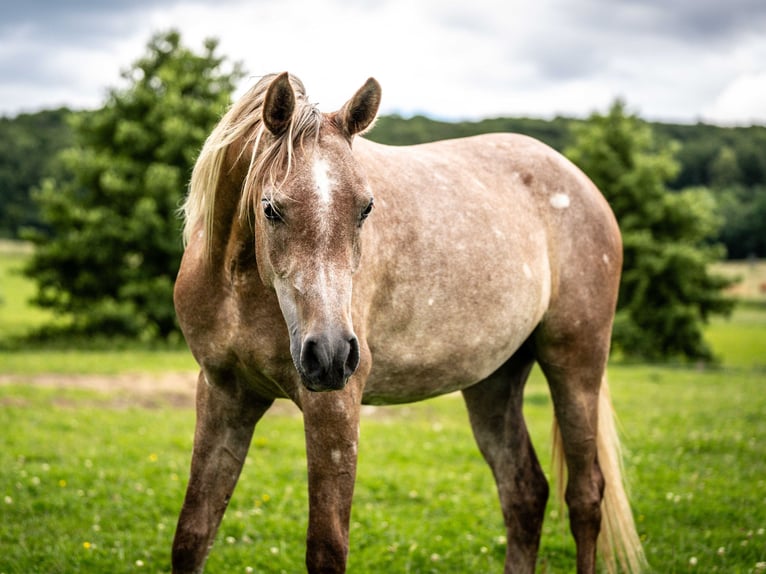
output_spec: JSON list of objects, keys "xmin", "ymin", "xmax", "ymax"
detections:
[
  {"xmin": 263, "ymin": 72, "xmax": 295, "ymax": 136},
  {"xmin": 339, "ymin": 77, "xmax": 382, "ymax": 137}
]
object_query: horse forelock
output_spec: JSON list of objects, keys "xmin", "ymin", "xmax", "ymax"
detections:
[{"xmin": 181, "ymin": 73, "xmax": 322, "ymax": 256}]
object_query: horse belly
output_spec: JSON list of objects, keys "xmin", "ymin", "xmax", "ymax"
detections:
[{"xmin": 362, "ymin": 241, "xmax": 551, "ymax": 405}]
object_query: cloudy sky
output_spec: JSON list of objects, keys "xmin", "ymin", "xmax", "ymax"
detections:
[{"xmin": 2, "ymin": 0, "xmax": 766, "ymax": 124}]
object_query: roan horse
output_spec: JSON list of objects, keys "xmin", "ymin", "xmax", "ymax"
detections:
[{"xmin": 172, "ymin": 72, "xmax": 644, "ymax": 573}]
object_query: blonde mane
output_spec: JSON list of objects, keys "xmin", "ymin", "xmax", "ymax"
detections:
[{"xmin": 181, "ymin": 73, "xmax": 322, "ymax": 255}]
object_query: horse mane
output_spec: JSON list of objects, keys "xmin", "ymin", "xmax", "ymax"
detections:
[{"xmin": 181, "ymin": 73, "xmax": 322, "ymax": 254}]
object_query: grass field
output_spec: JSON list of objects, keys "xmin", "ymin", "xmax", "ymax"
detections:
[
  {"xmin": 0, "ymin": 240, "xmax": 61, "ymax": 340},
  {"xmin": 2, "ymin": 245, "xmax": 766, "ymax": 572}
]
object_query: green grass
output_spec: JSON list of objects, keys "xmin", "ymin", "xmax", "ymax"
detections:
[
  {"xmin": 2, "ymin": 365, "xmax": 765, "ymax": 573},
  {"xmin": 606, "ymin": 365, "xmax": 766, "ymax": 573},
  {"xmin": 0, "ymin": 349, "xmax": 196, "ymax": 376},
  {"xmin": 707, "ymin": 305, "xmax": 766, "ymax": 369},
  {"xmin": 0, "ymin": 241, "xmax": 61, "ymax": 339},
  {"xmin": 2, "ymin": 245, "xmax": 766, "ymax": 572}
]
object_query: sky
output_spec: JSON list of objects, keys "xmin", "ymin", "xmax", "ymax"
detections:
[{"xmin": 2, "ymin": 0, "xmax": 766, "ymax": 125}]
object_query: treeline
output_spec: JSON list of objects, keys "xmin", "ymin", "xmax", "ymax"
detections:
[
  {"xmin": 0, "ymin": 108, "xmax": 73, "ymax": 237},
  {"xmin": 1, "ymin": 100, "xmax": 765, "ymax": 258}
]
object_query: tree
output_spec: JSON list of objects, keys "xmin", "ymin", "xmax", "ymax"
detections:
[
  {"xmin": 709, "ymin": 146, "xmax": 742, "ymax": 188},
  {"xmin": 0, "ymin": 108, "xmax": 73, "ymax": 238},
  {"xmin": 717, "ymin": 185, "xmax": 766, "ymax": 259},
  {"xmin": 25, "ymin": 30, "xmax": 243, "ymax": 339},
  {"xmin": 565, "ymin": 101, "xmax": 735, "ymax": 361}
]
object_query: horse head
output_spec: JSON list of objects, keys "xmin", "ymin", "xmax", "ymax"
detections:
[{"xmin": 253, "ymin": 73, "xmax": 381, "ymax": 392}]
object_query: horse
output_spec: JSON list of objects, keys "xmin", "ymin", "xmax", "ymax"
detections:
[{"xmin": 171, "ymin": 72, "xmax": 644, "ymax": 574}]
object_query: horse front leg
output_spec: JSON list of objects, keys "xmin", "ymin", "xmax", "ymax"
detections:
[
  {"xmin": 172, "ymin": 371, "xmax": 272, "ymax": 574},
  {"xmin": 300, "ymin": 382, "xmax": 362, "ymax": 573}
]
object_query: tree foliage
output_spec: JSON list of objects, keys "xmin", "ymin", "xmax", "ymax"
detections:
[
  {"xmin": 565, "ymin": 101, "xmax": 735, "ymax": 360},
  {"xmin": 0, "ymin": 109, "xmax": 73, "ymax": 237},
  {"xmin": 716, "ymin": 185, "xmax": 766, "ymax": 259},
  {"xmin": 24, "ymin": 30, "xmax": 243, "ymax": 339}
]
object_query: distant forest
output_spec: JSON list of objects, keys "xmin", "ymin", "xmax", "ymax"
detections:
[{"xmin": 2, "ymin": 107, "xmax": 765, "ymax": 258}]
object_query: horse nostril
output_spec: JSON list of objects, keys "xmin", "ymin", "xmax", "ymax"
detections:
[
  {"xmin": 345, "ymin": 336, "xmax": 360, "ymax": 378},
  {"xmin": 300, "ymin": 336, "xmax": 327, "ymax": 381}
]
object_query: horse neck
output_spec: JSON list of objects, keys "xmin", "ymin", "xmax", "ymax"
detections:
[{"xmin": 207, "ymin": 152, "xmax": 254, "ymax": 270}]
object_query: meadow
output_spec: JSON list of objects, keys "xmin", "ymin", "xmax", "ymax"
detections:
[{"xmin": 1, "ymin": 245, "xmax": 765, "ymax": 573}]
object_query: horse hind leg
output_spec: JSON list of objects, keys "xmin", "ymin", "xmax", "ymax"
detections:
[
  {"xmin": 542, "ymin": 359, "xmax": 604, "ymax": 573},
  {"xmin": 172, "ymin": 371, "xmax": 272, "ymax": 574},
  {"xmin": 543, "ymin": 357, "xmax": 644, "ymax": 574},
  {"xmin": 536, "ymin": 318, "xmax": 618, "ymax": 574},
  {"xmin": 462, "ymin": 343, "xmax": 548, "ymax": 574}
]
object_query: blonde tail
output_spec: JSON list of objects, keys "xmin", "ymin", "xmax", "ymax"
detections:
[{"xmin": 551, "ymin": 376, "xmax": 645, "ymax": 573}]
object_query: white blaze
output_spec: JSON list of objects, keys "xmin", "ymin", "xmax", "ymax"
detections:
[
  {"xmin": 313, "ymin": 157, "xmax": 333, "ymax": 206},
  {"xmin": 312, "ymin": 156, "xmax": 335, "ymax": 237}
]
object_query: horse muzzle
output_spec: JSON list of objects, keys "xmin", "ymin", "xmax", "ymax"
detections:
[{"xmin": 297, "ymin": 331, "xmax": 360, "ymax": 392}]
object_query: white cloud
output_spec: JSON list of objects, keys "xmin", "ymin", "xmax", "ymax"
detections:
[
  {"xmin": 705, "ymin": 73, "xmax": 766, "ymax": 125},
  {"xmin": 1, "ymin": 0, "xmax": 766, "ymax": 124}
]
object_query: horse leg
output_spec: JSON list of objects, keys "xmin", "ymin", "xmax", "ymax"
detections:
[
  {"xmin": 537, "ymin": 341, "xmax": 608, "ymax": 574},
  {"xmin": 462, "ymin": 344, "xmax": 548, "ymax": 574},
  {"xmin": 300, "ymin": 383, "xmax": 362, "ymax": 573},
  {"xmin": 172, "ymin": 371, "xmax": 272, "ymax": 574}
]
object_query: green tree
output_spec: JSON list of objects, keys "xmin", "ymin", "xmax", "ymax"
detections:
[
  {"xmin": 709, "ymin": 146, "xmax": 742, "ymax": 188},
  {"xmin": 717, "ymin": 185, "xmax": 766, "ymax": 259},
  {"xmin": 0, "ymin": 108, "xmax": 73, "ymax": 238},
  {"xmin": 566, "ymin": 101, "xmax": 735, "ymax": 360},
  {"xmin": 25, "ymin": 30, "xmax": 243, "ymax": 339}
]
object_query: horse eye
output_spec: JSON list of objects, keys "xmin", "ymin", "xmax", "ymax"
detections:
[
  {"xmin": 360, "ymin": 198, "xmax": 374, "ymax": 222},
  {"xmin": 261, "ymin": 198, "xmax": 282, "ymax": 222}
]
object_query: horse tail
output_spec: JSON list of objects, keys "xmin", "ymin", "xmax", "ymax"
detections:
[{"xmin": 551, "ymin": 375, "xmax": 645, "ymax": 573}]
